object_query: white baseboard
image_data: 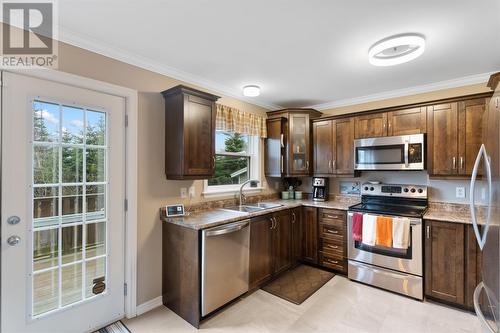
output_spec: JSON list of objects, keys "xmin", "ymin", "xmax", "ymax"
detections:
[{"xmin": 136, "ymin": 296, "xmax": 163, "ymax": 316}]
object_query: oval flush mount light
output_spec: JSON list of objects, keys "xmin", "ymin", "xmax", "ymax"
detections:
[
  {"xmin": 242, "ymin": 85, "xmax": 261, "ymax": 97},
  {"xmin": 368, "ymin": 34, "xmax": 426, "ymax": 66}
]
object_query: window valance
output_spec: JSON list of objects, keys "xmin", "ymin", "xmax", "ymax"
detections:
[{"xmin": 215, "ymin": 104, "xmax": 267, "ymax": 138}]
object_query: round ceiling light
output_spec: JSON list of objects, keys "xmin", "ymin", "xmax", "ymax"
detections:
[
  {"xmin": 368, "ymin": 34, "xmax": 426, "ymax": 66},
  {"xmin": 242, "ymin": 85, "xmax": 261, "ymax": 97}
]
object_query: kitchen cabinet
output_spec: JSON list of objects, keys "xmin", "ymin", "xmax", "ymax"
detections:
[
  {"xmin": 318, "ymin": 209, "xmax": 347, "ymax": 273},
  {"xmin": 291, "ymin": 207, "xmax": 302, "ymax": 262},
  {"xmin": 266, "ymin": 108, "xmax": 322, "ymax": 177},
  {"xmin": 427, "ymin": 98, "xmax": 487, "ymax": 177},
  {"xmin": 387, "ymin": 107, "xmax": 427, "ymax": 136},
  {"xmin": 486, "ymin": 74, "xmax": 500, "ymax": 178},
  {"xmin": 161, "ymin": 85, "xmax": 220, "ymax": 180},
  {"xmin": 424, "ymin": 220, "xmax": 483, "ymax": 309},
  {"xmin": 249, "ymin": 210, "xmax": 292, "ymax": 289},
  {"xmin": 301, "ymin": 206, "xmax": 318, "ymax": 264},
  {"xmin": 354, "ymin": 112, "xmax": 387, "ymax": 139},
  {"xmin": 249, "ymin": 214, "xmax": 274, "ymax": 290},
  {"xmin": 312, "ymin": 117, "xmax": 355, "ymax": 176},
  {"xmin": 424, "ymin": 219, "xmax": 465, "ymax": 305}
]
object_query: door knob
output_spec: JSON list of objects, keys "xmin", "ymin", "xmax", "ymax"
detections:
[
  {"xmin": 7, "ymin": 235, "xmax": 21, "ymax": 246},
  {"xmin": 7, "ymin": 216, "xmax": 20, "ymax": 225}
]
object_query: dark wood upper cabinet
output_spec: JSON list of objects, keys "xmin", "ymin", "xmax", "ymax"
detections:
[
  {"xmin": 354, "ymin": 112, "xmax": 388, "ymax": 139},
  {"xmin": 334, "ymin": 117, "xmax": 355, "ymax": 175},
  {"xmin": 312, "ymin": 120, "xmax": 333, "ymax": 175},
  {"xmin": 425, "ymin": 220, "xmax": 465, "ymax": 306},
  {"xmin": 266, "ymin": 108, "xmax": 322, "ymax": 177},
  {"xmin": 387, "ymin": 107, "xmax": 427, "ymax": 136},
  {"xmin": 486, "ymin": 75, "xmax": 500, "ymax": 178},
  {"xmin": 301, "ymin": 206, "xmax": 318, "ymax": 264},
  {"xmin": 265, "ymin": 118, "xmax": 286, "ymax": 177},
  {"xmin": 312, "ymin": 117, "xmax": 355, "ymax": 176},
  {"xmin": 162, "ymin": 85, "xmax": 220, "ymax": 180},
  {"xmin": 427, "ymin": 98, "xmax": 487, "ymax": 177},
  {"xmin": 249, "ymin": 214, "xmax": 273, "ymax": 290},
  {"xmin": 458, "ymin": 98, "xmax": 486, "ymax": 175}
]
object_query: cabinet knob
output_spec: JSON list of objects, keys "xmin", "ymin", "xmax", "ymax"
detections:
[{"xmin": 452, "ymin": 157, "xmax": 457, "ymax": 170}]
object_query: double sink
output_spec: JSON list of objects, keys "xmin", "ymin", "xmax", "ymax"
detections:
[{"xmin": 221, "ymin": 202, "xmax": 283, "ymax": 213}]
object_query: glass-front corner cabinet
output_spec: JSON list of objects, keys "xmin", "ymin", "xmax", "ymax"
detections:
[{"xmin": 265, "ymin": 108, "xmax": 322, "ymax": 177}]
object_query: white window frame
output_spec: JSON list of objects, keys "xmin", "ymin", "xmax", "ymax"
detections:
[{"xmin": 203, "ymin": 132, "xmax": 262, "ymax": 197}]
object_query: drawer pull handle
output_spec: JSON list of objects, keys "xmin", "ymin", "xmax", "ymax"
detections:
[
  {"xmin": 325, "ymin": 215, "xmax": 341, "ymax": 219},
  {"xmin": 326, "ymin": 245, "xmax": 339, "ymax": 249},
  {"xmin": 326, "ymin": 259, "xmax": 339, "ymax": 265},
  {"xmin": 326, "ymin": 230, "xmax": 339, "ymax": 234}
]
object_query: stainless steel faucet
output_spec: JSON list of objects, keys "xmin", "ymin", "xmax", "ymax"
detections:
[{"xmin": 239, "ymin": 179, "xmax": 260, "ymax": 206}]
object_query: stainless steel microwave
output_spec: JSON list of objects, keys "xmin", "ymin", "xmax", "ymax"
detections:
[{"xmin": 354, "ymin": 134, "xmax": 425, "ymax": 171}]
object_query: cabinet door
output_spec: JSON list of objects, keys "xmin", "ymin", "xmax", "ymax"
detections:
[
  {"xmin": 424, "ymin": 220, "xmax": 465, "ymax": 305},
  {"xmin": 427, "ymin": 103, "xmax": 459, "ymax": 175},
  {"xmin": 387, "ymin": 107, "xmax": 427, "ymax": 136},
  {"xmin": 458, "ymin": 98, "xmax": 486, "ymax": 175},
  {"xmin": 354, "ymin": 112, "xmax": 387, "ymax": 139},
  {"xmin": 301, "ymin": 207, "xmax": 318, "ymax": 264},
  {"xmin": 313, "ymin": 120, "xmax": 333, "ymax": 175},
  {"xmin": 291, "ymin": 207, "xmax": 302, "ymax": 262},
  {"xmin": 485, "ymin": 95, "xmax": 499, "ymax": 178},
  {"xmin": 289, "ymin": 114, "xmax": 311, "ymax": 175},
  {"xmin": 265, "ymin": 118, "xmax": 286, "ymax": 177},
  {"xmin": 183, "ymin": 94, "xmax": 215, "ymax": 176},
  {"xmin": 334, "ymin": 117, "xmax": 355, "ymax": 175},
  {"xmin": 273, "ymin": 210, "xmax": 292, "ymax": 275},
  {"xmin": 249, "ymin": 215, "xmax": 273, "ymax": 289},
  {"xmin": 465, "ymin": 225, "xmax": 482, "ymax": 310}
]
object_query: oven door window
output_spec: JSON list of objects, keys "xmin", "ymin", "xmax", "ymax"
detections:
[
  {"xmin": 354, "ymin": 229, "xmax": 412, "ymax": 259},
  {"xmin": 356, "ymin": 145, "xmax": 405, "ymax": 165}
]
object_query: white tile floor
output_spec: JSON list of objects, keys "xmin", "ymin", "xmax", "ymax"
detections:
[{"xmin": 124, "ymin": 276, "xmax": 481, "ymax": 333}]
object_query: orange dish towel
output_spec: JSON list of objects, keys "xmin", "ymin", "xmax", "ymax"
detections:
[{"xmin": 376, "ymin": 216, "xmax": 393, "ymax": 247}]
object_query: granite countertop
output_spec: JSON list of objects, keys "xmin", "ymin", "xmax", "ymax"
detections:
[
  {"xmin": 423, "ymin": 202, "xmax": 488, "ymax": 225},
  {"xmin": 161, "ymin": 198, "xmax": 360, "ymax": 230}
]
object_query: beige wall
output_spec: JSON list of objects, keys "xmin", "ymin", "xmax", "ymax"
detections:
[
  {"xmin": 56, "ymin": 43, "xmax": 274, "ymax": 305},
  {"xmin": 320, "ymin": 83, "xmax": 491, "ymax": 116}
]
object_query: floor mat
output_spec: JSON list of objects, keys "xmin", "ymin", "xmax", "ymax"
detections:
[
  {"xmin": 261, "ymin": 265, "xmax": 335, "ymax": 305},
  {"xmin": 94, "ymin": 320, "xmax": 131, "ymax": 333}
]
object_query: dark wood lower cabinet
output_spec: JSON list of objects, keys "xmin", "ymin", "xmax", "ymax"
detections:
[
  {"xmin": 249, "ymin": 214, "xmax": 274, "ymax": 290},
  {"xmin": 273, "ymin": 209, "xmax": 293, "ymax": 275},
  {"xmin": 301, "ymin": 206, "xmax": 318, "ymax": 264},
  {"xmin": 424, "ymin": 220, "xmax": 482, "ymax": 310},
  {"xmin": 318, "ymin": 209, "xmax": 348, "ymax": 274},
  {"xmin": 291, "ymin": 207, "xmax": 302, "ymax": 262}
]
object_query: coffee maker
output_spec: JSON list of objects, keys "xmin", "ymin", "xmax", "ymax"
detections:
[{"xmin": 312, "ymin": 177, "xmax": 328, "ymax": 201}]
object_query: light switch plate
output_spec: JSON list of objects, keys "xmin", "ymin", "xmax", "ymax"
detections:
[
  {"xmin": 189, "ymin": 186, "xmax": 195, "ymax": 198},
  {"xmin": 456, "ymin": 186, "xmax": 466, "ymax": 199},
  {"xmin": 180, "ymin": 187, "xmax": 187, "ymax": 199}
]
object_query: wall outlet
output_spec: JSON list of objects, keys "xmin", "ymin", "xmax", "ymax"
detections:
[
  {"xmin": 189, "ymin": 186, "xmax": 195, "ymax": 198},
  {"xmin": 180, "ymin": 187, "xmax": 187, "ymax": 199},
  {"xmin": 482, "ymin": 187, "xmax": 487, "ymax": 200},
  {"xmin": 274, "ymin": 181, "xmax": 279, "ymax": 190},
  {"xmin": 456, "ymin": 186, "xmax": 466, "ymax": 199}
]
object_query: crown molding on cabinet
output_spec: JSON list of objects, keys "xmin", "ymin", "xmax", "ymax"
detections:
[
  {"xmin": 308, "ymin": 72, "xmax": 497, "ymax": 111},
  {"xmin": 58, "ymin": 27, "xmax": 281, "ymax": 111}
]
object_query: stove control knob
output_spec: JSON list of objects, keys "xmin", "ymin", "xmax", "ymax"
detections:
[
  {"xmin": 410, "ymin": 188, "xmax": 416, "ymax": 193},
  {"xmin": 370, "ymin": 187, "xmax": 375, "ymax": 191},
  {"xmin": 364, "ymin": 186, "xmax": 369, "ymax": 191},
  {"xmin": 403, "ymin": 188, "xmax": 409, "ymax": 193},
  {"xmin": 418, "ymin": 188, "xmax": 424, "ymax": 194}
]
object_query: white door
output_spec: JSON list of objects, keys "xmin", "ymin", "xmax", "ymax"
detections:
[{"xmin": 1, "ymin": 72, "xmax": 126, "ymax": 333}]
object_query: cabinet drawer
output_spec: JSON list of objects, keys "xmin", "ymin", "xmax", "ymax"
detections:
[
  {"xmin": 319, "ymin": 209, "xmax": 346, "ymax": 223},
  {"xmin": 319, "ymin": 252, "xmax": 347, "ymax": 272},
  {"xmin": 321, "ymin": 238, "xmax": 344, "ymax": 257},
  {"xmin": 320, "ymin": 223, "xmax": 344, "ymax": 242}
]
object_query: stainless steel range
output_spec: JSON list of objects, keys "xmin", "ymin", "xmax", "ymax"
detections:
[{"xmin": 347, "ymin": 183, "xmax": 428, "ymax": 300}]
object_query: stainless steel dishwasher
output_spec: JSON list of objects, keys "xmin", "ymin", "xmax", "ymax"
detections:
[{"xmin": 201, "ymin": 219, "xmax": 250, "ymax": 316}]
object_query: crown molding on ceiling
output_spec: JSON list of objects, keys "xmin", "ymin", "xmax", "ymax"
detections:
[
  {"xmin": 58, "ymin": 27, "xmax": 282, "ymax": 111},
  {"xmin": 308, "ymin": 72, "xmax": 496, "ymax": 111}
]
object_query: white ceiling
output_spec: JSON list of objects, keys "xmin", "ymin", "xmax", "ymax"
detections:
[{"xmin": 58, "ymin": 0, "xmax": 500, "ymax": 110}]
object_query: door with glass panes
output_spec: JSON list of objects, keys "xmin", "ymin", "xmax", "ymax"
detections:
[{"xmin": 1, "ymin": 72, "xmax": 125, "ymax": 333}]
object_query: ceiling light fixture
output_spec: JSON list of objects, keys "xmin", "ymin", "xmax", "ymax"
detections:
[
  {"xmin": 368, "ymin": 34, "xmax": 426, "ymax": 66},
  {"xmin": 242, "ymin": 85, "xmax": 261, "ymax": 97}
]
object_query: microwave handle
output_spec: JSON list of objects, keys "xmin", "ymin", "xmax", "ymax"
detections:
[{"xmin": 404, "ymin": 141, "xmax": 409, "ymax": 168}]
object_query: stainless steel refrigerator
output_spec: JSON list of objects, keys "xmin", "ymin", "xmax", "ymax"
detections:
[{"xmin": 471, "ymin": 75, "xmax": 500, "ymax": 333}]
